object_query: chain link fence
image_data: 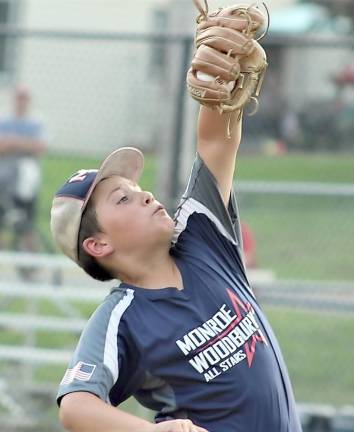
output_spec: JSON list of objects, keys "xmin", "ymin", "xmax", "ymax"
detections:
[
  {"xmin": 237, "ymin": 181, "xmax": 354, "ymax": 426},
  {"xmin": 0, "ymin": 28, "xmax": 353, "ymax": 431},
  {"xmin": 243, "ymin": 35, "xmax": 354, "ymax": 153}
]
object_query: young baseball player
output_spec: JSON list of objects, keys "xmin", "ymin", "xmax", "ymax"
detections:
[
  {"xmin": 51, "ymin": 3, "xmax": 302, "ymax": 430},
  {"xmin": 51, "ymin": 104, "xmax": 302, "ymax": 432}
]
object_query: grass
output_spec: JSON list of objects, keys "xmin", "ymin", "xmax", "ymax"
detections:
[
  {"xmin": 37, "ymin": 151, "xmax": 354, "ymax": 280},
  {"xmin": 242, "ymin": 194, "xmax": 354, "ymax": 280},
  {"xmin": 235, "ymin": 153, "xmax": 354, "ymax": 183},
  {"xmin": 236, "ymin": 153, "xmax": 354, "ymax": 280},
  {"xmin": 1, "ymin": 152, "xmax": 353, "ymax": 427},
  {"xmin": 1, "ymin": 295, "xmax": 353, "ymax": 423},
  {"xmin": 30, "ymin": 151, "xmax": 354, "ymax": 401},
  {"xmin": 1, "ymin": 299, "xmax": 352, "ymax": 408},
  {"xmin": 266, "ymin": 306, "xmax": 354, "ymax": 406}
]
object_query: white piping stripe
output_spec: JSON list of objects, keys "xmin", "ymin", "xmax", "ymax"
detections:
[
  {"xmin": 103, "ymin": 289, "xmax": 134, "ymax": 384},
  {"xmin": 174, "ymin": 198, "xmax": 237, "ymax": 246}
]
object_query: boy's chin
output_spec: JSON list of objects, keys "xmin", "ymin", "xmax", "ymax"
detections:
[{"xmin": 159, "ymin": 219, "xmax": 175, "ymax": 239}]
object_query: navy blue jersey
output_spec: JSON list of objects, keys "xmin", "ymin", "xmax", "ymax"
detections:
[{"xmin": 57, "ymin": 155, "xmax": 302, "ymax": 432}]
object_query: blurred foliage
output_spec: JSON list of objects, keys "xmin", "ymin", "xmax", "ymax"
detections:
[{"xmin": 302, "ymin": 0, "xmax": 354, "ymax": 27}]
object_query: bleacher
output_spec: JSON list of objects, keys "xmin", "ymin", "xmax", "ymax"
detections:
[{"xmin": 0, "ymin": 251, "xmax": 109, "ymax": 431}]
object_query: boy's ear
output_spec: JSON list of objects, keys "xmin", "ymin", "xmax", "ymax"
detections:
[{"xmin": 82, "ymin": 235, "xmax": 114, "ymax": 258}]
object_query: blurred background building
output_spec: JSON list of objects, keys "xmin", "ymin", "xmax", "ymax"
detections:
[{"xmin": 0, "ymin": 0, "xmax": 353, "ymax": 157}]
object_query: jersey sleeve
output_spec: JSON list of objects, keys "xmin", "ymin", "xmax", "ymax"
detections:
[
  {"xmin": 56, "ymin": 288, "xmax": 135, "ymax": 405},
  {"xmin": 173, "ymin": 153, "xmax": 242, "ymax": 250}
]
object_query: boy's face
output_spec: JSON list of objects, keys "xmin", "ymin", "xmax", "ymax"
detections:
[{"xmin": 90, "ymin": 175, "xmax": 174, "ymax": 256}]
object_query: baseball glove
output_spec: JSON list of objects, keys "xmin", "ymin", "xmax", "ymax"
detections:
[{"xmin": 187, "ymin": 0, "xmax": 268, "ymax": 117}]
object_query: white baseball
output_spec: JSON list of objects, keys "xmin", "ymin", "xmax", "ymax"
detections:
[
  {"xmin": 196, "ymin": 71, "xmax": 235, "ymax": 92},
  {"xmin": 196, "ymin": 71, "xmax": 214, "ymax": 82}
]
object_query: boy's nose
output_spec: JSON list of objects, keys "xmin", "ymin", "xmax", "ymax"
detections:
[{"xmin": 142, "ymin": 191, "xmax": 154, "ymax": 205}]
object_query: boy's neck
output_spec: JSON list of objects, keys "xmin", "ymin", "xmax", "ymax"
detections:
[{"xmin": 116, "ymin": 251, "xmax": 183, "ymax": 290}]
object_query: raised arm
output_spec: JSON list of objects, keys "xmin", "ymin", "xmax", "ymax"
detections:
[
  {"xmin": 197, "ymin": 107, "xmax": 242, "ymax": 206},
  {"xmin": 187, "ymin": 2, "xmax": 267, "ymax": 207}
]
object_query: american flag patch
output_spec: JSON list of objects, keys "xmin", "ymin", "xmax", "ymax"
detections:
[{"xmin": 60, "ymin": 361, "xmax": 96, "ymax": 385}]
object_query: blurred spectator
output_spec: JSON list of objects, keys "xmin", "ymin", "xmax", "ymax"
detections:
[
  {"xmin": 241, "ymin": 222, "xmax": 257, "ymax": 269},
  {"xmin": 332, "ymin": 65, "xmax": 354, "ymax": 87},
  {"xmin": 0, "ymin": 84, "xmax": 47, "ymax": 253},
  {"xmin": 278, "ymin": 101, "xmax": 301, "ymax": 150}
]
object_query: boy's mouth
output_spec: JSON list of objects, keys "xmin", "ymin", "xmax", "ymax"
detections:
[{"xmin": 153, "ymin": 205, "xmax": 165, "ymax": 215}]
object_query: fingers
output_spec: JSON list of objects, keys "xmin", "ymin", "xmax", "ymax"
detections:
[
  {"xmin": 153, "ymin": 419, "xmax": 209, "ymax": 432},
  {"xmin": 194, "ymin": 425, "xmax": 209, "ymax": 432},
  {"xmin": 196, "ymin": 4, "xmax": 266, "ymax": 39},
  {"xmin": 187, "ymin": 67, "xmax": 231, "ymax": 107},
  {"xmin": 181, "ymin": 419, "xmax": 209, "ymax": 432},
  {"xmin": 192, "ymin": 44, "xmax": 241, "ymax": 81},
  {"xmin": 196, "ymin": 26, "xmax": 255, "ymax": 56}
]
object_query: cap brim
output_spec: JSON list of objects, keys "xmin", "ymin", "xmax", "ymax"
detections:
[{"xmin": 83, "ymin": 147, "xmax": 144, "ymax": 208}]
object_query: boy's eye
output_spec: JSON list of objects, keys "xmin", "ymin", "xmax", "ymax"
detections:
[{"xmin": 117, "ymin": 195, "xmax": 128, "ymax": 204}]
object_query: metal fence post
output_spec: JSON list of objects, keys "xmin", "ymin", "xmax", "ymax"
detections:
[{"xmin": 170, "ymin": 37, "xmax": 192, "ymax": 210}]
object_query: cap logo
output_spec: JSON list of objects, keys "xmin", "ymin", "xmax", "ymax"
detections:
[{"xmin": 69, "ymin": 169, "xmax": 97, "ymax": 183}]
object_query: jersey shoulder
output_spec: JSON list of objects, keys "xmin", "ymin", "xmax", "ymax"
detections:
[
  {"xmin": 173, "ymin": 153, "xmax": 241, "ymax": 247},
  {"xmin": 57, "ymin": 286, "xmax": 135, "ymax": 405}
]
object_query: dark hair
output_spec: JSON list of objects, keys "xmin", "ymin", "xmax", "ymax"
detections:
[{"xmin": 77, "ymin": 198, "xmax": 115, "ymax": 282}]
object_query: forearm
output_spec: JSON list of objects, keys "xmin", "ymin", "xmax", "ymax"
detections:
[
  {"xmin": 197, "ymin": 107, "xmax": 243, "ymax": 205},
  {"xmin": 198, "ymin": 106, "xmax": 242, "ymax": 149},
  {"xmin": 0, "ymin": 136, "xmax": 46, "ymax": 155},
  {"xmin": 59, "ymin": 392, "xmax": 152, "ymax": 432}
]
